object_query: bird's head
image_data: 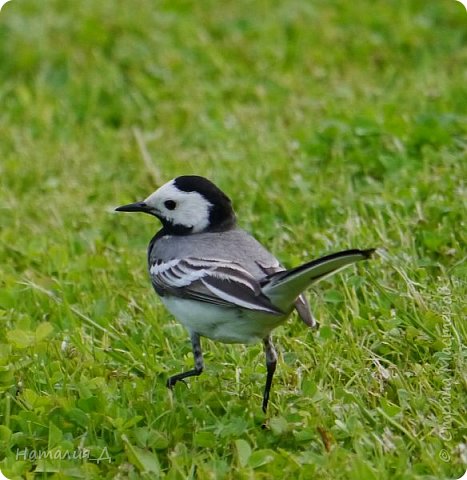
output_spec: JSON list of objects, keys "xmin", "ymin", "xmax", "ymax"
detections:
[{"xmin": 115, "ymin": 175, "xmax": 236, "ymax": 235}]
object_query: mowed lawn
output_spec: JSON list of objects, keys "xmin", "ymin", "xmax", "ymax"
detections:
[{"xmin": 0, "ymin": 0, "xmax": 465, "ymax": 478}]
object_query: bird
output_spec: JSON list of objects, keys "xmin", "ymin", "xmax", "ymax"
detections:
[{"xmin": 116, "ymin": 175, "xmax": 375, "ymax": 412}]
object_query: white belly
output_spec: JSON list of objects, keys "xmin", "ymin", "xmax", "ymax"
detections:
[{"xmin": 160, "ymin": 297, "xmax": 287, "ymax": 344}]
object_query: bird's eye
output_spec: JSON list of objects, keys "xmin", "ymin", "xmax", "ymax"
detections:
[{"xmin": 164, "ymin": 200, "xmax": 177, "ymax": 210}]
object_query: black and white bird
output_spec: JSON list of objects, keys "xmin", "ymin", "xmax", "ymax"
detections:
[{"xmin": 116, "ymin": 176, "xmax": 375, "ymax": 412}]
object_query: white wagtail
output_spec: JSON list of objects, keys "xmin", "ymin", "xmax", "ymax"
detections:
[{"xmin": 116, "ymin": 175, "xmax": 375, "ymax": 412}]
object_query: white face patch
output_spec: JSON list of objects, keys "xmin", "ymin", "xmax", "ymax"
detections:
[{"xmin": 144, "ymin": 180, "xmax": 213, "ymax": 233}]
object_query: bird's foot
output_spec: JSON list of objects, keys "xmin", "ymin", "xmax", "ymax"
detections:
[{"xmin": 166, "ymin": 377, "xmax": 188, "ymax": 389}]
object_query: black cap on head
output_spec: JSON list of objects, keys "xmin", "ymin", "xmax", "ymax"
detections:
[{"xmin": 174, "ymin": 176, "xmax": 236, "ymax": 231}]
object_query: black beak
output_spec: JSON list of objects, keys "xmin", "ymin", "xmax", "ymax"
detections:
[{"xmin": 115, "ymin": 201, "xmax": 151, "ymax": 213}]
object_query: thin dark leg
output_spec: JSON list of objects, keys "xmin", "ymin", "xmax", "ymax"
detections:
[
  {"xmin": 262, "ymin": 335, "xmax": 277, "ymax": 413},
  {"xmin": 167, "ymin": 332, "xmax": 204, "ymax": 388}
]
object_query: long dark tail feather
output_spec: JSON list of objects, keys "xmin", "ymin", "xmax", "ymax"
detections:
[
  {"xmin": 267, "ymin": 249, "xmax": 375, "ymax": 285},
  {"xmin": 263, "ymin": 248, "xmax": 376, "ymax": 309}
]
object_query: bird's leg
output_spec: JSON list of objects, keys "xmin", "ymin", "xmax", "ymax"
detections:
[
  {"xmin": 167, "ymin": 332, "xmax": 204, "ymax": 388},
  {"xmin": 262, "ymin": 335, "xmax": 277, "ymax": 413}
]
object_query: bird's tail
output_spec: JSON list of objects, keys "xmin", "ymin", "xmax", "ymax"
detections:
[{"xmin": 262, "ymin": 249, "xmax": 375, "ymax": 311}]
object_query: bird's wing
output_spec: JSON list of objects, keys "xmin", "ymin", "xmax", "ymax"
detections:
[{"xmin": 150, "ymin": 257, "xmax": 283, "ymax": 315}]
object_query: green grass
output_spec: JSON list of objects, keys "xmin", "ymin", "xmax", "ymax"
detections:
[{"xmin": 0, "ymin": 0, "xmax": 466, "ymax": 478}]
